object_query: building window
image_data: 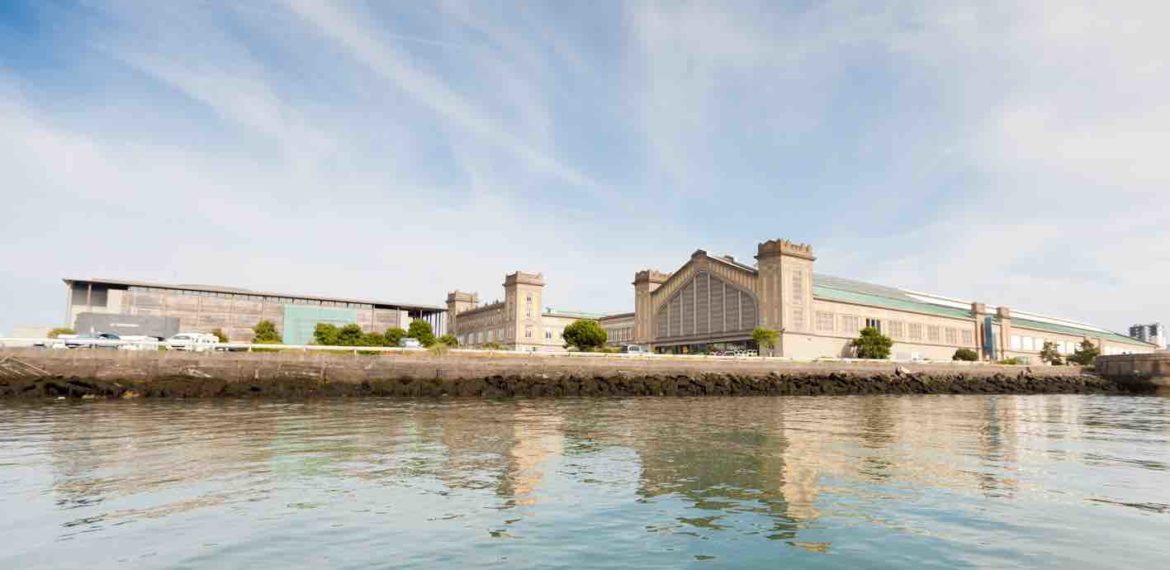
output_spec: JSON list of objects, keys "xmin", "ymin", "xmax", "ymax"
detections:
[
  {"xmin": 487, "ymin": 330, "xmax": 494, "ymax": 342},
  {"xmin": 790, "ymin": 307, "xmax": 805, "ymax": 330},
  {"xmin": 888, "ymin": 321, "xmax": 904, "ymax": 339},
  {"xmin": 790, "ymin": 271, "xmax": 804, "ymax": 303},
  {"xmin": 815, "ymin": 311, "xmax": 835, "ymax": 332},
  {"xmin": 1022, "ymin": 336, "xmax": 1034, "ymax": 351},
  {"xmin": 927, "ymin": 326, "xmax": 940, "ymax": 343},
  {"xmin": 865, "ymin": 318, "xmax": 882, "ymax": 332},
  {"xmin": 1010, "ymin": 335, "xmax": 1021, "ymax": 351},
  {"xmin": 525, "ymin": 326, "xmax": 533, "ymax": 339},
  {"xmin": 945, "ymin": 328, "xmax": 958, "ymax": 345},
  {"xmin": 545, "ymin": 328, "xmax": 552, "ymax": 340},
  {"xmin": 961, "ymin": 330, "xmax": 974, "ymax": 346},
  {"xmin": 908, "ymin": 323, "xmax": 922, "ymax": 341},
  {"xmin": 841, "ymin": 315, "xmax": 859, "ymax": 334}
]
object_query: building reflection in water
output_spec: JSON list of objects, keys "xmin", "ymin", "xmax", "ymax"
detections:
[{"xmin": 33, "ymin": 395, "xmax": 1121, "ymax": 550}]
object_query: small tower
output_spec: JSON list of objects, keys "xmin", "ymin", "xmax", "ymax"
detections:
[
  {"xmin": 633, "ymin": 269, "xmax": 671, "ymax": 346},
  {"xmin": 504, "ymin": 271, "xmax": 545, "ymax": 349},
  {"xmin": 754, "ymin": 239, "xmax": 816, "ymax": 336},
  {"xmin": 445, "ymin": 291, "xmax": 479, "ymax": 336}
]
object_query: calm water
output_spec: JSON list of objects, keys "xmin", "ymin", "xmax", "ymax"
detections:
[{"xmin": 2, "ymin": 396, "xmax": 1169, "ymax": 568}]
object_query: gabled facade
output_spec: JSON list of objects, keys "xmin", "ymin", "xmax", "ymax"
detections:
[{"xmin": 630, "ymin": 239, "xmax": 1157, "ymax": 362}]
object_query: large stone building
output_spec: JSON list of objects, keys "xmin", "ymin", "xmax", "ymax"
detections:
[
  {"xmin": 446, "ymin": 272, "xmax": 602, "ymax": 352},
  {"xmin": 624, "ymin": 239, "xmax": 1157, "ymax": 361},
  {"xmin": 63, "ymin": 278, "xmax": 445, "ymax": 343}
]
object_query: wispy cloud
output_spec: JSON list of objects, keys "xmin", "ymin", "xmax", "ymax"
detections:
[{"xmin": 1, "ymin": 0, "xmax": 1167, "ymax": 335}]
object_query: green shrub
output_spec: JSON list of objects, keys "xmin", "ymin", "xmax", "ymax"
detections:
[
  {"xmin": 385, "ymin": 327, "xmax": 406, "ymax": 347},
  {"xmin": 252, "ymin": 320, "xmax": 282, "ymax": 344},
  {"xmin": 437, "ymin": 334, "xmax": 458, "ymax": 347},
  {"xmin": 210, "ymin": 328, "xmax": 229, "ymax": 343},
  {"xmin": 1068, "ymin": 339, "xmax": 1099, "ymax": 366},
  {"xmin": 562, "ymin": 320, "xmax": 607, "ymax": 351},
  {"xmin": 1039, "ymin": 341, "xmax": 1064, "ymax": 365},
  {"xmin": 997, "ymin": 357, "xmax": 1023, "ymax": 365},
  {"xmin": 407, "ymin": 320, "xmax": 436, "ymax": 347},
  {"xmin": 751, "ymin": 327, "xmax": 780, "ymax": 356},
  {"xmin": 48, "ymin": 327, "xmax": 75, "ymax": 338},
  {"xmin": 851, "ymin": 327, "xmax": 893, "ymax": 359},
  {"xmin": 952, "ymin": 348, "xmax": 978, "ymax": 361}
]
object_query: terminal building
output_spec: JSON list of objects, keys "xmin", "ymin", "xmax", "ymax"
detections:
[
  {"xmin": 621, "ymin": 239, "xmax": 1157, "ymax": 361},
  {"xmin": 63, "ymin": 278, "xmax": 445, "ymax": 343}
]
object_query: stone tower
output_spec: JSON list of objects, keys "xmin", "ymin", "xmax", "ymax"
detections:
[
  {"xmin": 754, "ymin": 239, "xmax": 816, "ymax": 339},
  {"xmin": 445, "ymin": 291, "xmax": 479, "ymax": 336},
  {"xmin": 504, "ymin": 271, "xmax": 545, "ymax": 350},
  {"xmin": 632, "ymin": 269, "xmax": 671, "ymax": 346}
]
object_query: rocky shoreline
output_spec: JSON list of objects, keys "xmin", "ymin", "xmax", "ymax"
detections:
[{"xmin": 0, "ymin": 349, "xmax": 1145, "ymax": 399}]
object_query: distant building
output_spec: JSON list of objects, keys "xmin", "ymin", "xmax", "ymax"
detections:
[
  {"xmin": 1129, "ymin": 323, "xmax": 1166, "ymax": 349},
  {"xmin": 63, "ymin": 278, "xmax": 444, "ymax": 343},
  {"xmin": 446, "ymin": 272, "xmax": 604, "ymax": 352},
  {"xmin": 617, "ymin": 238, "xmax": 1157, "ymax": 361}
]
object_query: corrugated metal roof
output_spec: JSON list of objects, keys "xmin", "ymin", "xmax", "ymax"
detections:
[
  {"xmin": 1011, "ymin": 317, "xmax": 1151, "ymax": 347},
  {"xmin": 812, "ymin": 273, "xmax": 1153, "ymax": 347}
]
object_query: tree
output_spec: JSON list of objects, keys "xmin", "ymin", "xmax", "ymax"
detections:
[
  {"xmin": 313, "ymin": 323, "xmax": 341, "ymax": 346},
  {"xmin": 252, "ymin": 320, "xmax": 282, "ymax": 344},
  {"xmin": 384, "ymin": 327, "xmax": 407, "ymax": 347},
  {"xmin": 482, "ymin": 341, "xmax": 503, "ymax": 350},
  {"xmin": 48, "ymin": 327, "xmax": 75, "ymax": 338},
  {"xmin": 953, "ymin": 348, "xmax": 979, "ymax": 361},
  {"xmin": 1039, "ymin": 341, "xmax": 1064, "ymax": 365},
  {"xmin": 562, "ymin": 319, "xmax": 607, "ymax": 351},
  {"xmin": 437, "ymin": 334, "xmax": 459, "ymax": 347},
  {"xmin": 336, "ymin": 323, "xmax": 365, "ymax": 346},
  {"xmin": 851, "ymin": 326, "xmax": 893, "ymax": 359},
  {"xmin": 1068, "ymin": 339, "xmax": 1100, "ymax": 366},
  {"xmin": 361, "ymin": 332, "xmax": 387, "ymax": 347},
  {"xmin": 407, "ymin": 320, "xmax": 436, "ymax": 347},
  {"xmin": 210, "ymin": 328, "xmax": 229, "ymax": 343},
  {"xmin": 751, "ymin": 326, "xmax": 780, "ymax": 356}
]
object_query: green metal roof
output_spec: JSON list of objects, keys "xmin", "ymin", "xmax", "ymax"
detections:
[
  {"xmin": 1010, "ymin": 317, "xmax": 1152, "ymax": 347},
  {"xmin": 812, "ymin": 275, "xmax": 972, "ymax": 320},
  {"xmin": 812, "ymin": 274, "xmax": 1155, "ymax": 348}
]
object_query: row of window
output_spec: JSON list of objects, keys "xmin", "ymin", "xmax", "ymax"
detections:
[
  {"xmin": 460, "ymin": 325, "xmax": 565, "ymax": 345},
  {"xmin": 814, "ymin": 311, "xmax": 974, "ymax": 346},
  {"xmin": 127, "ymin": 286, "xmax": 373, "ymax": 309},
  {"xmin": 605, "ymin": 326, "xmax": 633, "ymax": 343},
  {"xmin": 1008, "ymin": 335, "xmax": 1117, "ymax": 355}
]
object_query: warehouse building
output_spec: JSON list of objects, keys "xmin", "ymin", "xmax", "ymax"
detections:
[
  {"xmin": 63, "ymin": 278, "xmax": 445, "ymax": 343},
  {"xmin": 625, "ymin": 239, "xmax": 1157, "ymax": 361}
]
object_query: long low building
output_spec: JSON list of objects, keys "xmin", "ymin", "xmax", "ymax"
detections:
[
  {"xmin": 623, "ymin": 239, "xmax": 1156, "ymax": 361},
  {"xmin": 63, "ymin": 278, "xmax": 445, "ymax": 343}
]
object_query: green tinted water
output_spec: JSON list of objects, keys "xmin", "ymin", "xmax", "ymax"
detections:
[{"xmin": 2, "ymin": 395, "xmax": 1168, "ymax": 568}]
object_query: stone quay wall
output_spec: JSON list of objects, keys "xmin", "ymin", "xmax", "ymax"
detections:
[
  {"xmin": 1096, "ymin": 352, "xmax": 1170, "ymax": 389},
  {"xmin": 0, "ymin": 349, "xmax": 1132, "ymax": 399}
]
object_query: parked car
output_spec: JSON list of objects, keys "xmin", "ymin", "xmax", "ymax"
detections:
[
  {"xmin": 398, "ymin": 338, "xmax": 422, "ymax": 349},
  {"xmin": 166, "ymin": 333, "xmax": 221, "ymax": 352},
  {"xmin": 620, "ymin": 345, "xmax": 649, "ymax": 355},
  {"xmin": 65, "ymin": 333, "xmax": 121, "ymax": 349},
  {"xmin": 117, "ymin": 335, "xmax": 161, "ymax": 351}
]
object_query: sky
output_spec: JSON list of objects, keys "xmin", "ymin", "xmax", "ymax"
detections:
[{"xmin": 1, "ymin": 0, "xmax": 1168, "ymax": 336}]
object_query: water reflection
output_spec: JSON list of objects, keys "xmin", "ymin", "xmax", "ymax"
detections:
[{"xmin": 2, "ymin": 395, "xmax": 1170, "ymax": 568}]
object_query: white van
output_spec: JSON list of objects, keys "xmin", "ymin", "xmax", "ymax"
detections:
[
  {"xmin": 399, "ymin": 338, "xmax": 422, "ymax": 349},
  {"xmin": 166, "ymin": 333, "xmax": 221, "ymax": 352}
]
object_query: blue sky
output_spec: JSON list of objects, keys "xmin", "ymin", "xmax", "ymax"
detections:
[{"xmin": 2, "ymin": 0, "xmax": 1168, "ymax": 335}]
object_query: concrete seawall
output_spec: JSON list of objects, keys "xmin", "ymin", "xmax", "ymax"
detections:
[{"xmin": 0, "ymin": 349, "xmax": 1135, "ymax": 399}]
